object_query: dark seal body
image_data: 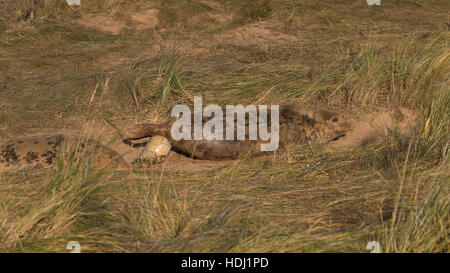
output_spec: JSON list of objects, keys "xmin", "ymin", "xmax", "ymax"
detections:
[{"xmin": 0, "ymin": 134, "xmax": 129, "ymax": 171}]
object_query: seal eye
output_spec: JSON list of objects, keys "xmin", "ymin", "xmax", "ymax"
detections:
[{"xmin": 331, "ymin": 117, "xmax": 338, "ymax": 123}]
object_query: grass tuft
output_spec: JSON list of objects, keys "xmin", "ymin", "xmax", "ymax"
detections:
[{"xmin": 0, "ymin": 137, "xmax": 105, "ymax": 251}]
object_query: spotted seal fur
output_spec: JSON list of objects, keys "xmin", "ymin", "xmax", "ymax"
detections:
[
  {"xmin": 123, "ymin": 104, "xmax": 351, "ymax": 160},
  {"xmin": 0, "ymin": 134, "xmax": 129, "ymax": 171}
]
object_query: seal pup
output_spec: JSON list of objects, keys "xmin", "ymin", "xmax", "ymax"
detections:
[{"xmin": 123, "ymin": 104, "xmax": 351, "ymax": 160}]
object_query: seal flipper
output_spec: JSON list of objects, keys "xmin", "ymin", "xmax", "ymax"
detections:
[{"xmin": 122, "ymin": 122, "xmax": 172, "ymax": 147}]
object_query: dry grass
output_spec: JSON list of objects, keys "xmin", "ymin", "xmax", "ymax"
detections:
[{"xmin": 0, "ymin": 0, "xmax": 448, "ymax": 252}]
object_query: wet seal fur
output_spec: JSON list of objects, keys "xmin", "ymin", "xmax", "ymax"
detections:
[
  {"xmin": 123, "ymin": 104, "xmax": 352, "ymax": 160},
  {"xmin": 0, "ymin": 134, "xmax": 129, "ymax": 172}
]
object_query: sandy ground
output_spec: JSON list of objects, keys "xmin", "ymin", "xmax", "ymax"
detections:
[
  {"xmin": 77, "ymin": 8, "xmax": 160, "ymax": 34},
  {"xmin": 334, "ymin": 107, "xmax": 416, "ymax": 149}
]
